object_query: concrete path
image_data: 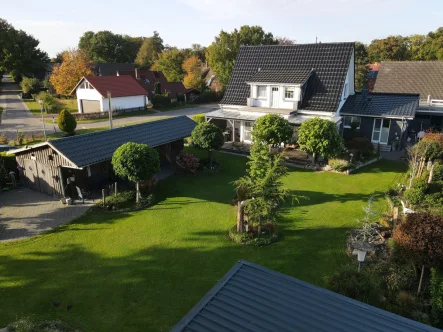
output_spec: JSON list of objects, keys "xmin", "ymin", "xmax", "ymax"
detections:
[
  {"xmin": 0, "ymin": 188, "xmax": 93, "ymax": 241},
  {"xmin": 0, "ymin": 75, "xmax": 44, "ymax": 139}
]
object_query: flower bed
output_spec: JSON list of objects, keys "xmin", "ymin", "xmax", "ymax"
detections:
[{"xmin": 228, "ymin": 223, "xmax": 278, "ymax": 246}]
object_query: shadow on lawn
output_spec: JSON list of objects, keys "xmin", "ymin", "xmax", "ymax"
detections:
[{"xmin": 0, "ymin": 225, "xmax": 352, "ymax": 332}]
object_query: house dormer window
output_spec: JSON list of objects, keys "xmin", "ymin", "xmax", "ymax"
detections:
[
  {"xmin": 257, "ymin": 86, "xmax": 267, "ymax": 99},
  {"xmin": 285, "ymin": 87, "xmax": 295, "ymax": 99}
]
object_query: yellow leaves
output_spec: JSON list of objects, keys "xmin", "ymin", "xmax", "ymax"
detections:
[
  {"xmin": 182, "ymin": 56, "xmax": 203, "ymax": 89},
  {"xmin": 49, "ymin": 48, "xmax": 94, "ymax": 95}
]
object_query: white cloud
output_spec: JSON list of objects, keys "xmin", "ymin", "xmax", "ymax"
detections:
[{"xmin": 180, "ymin": 0, "xmax": 413, "ymax": 20}]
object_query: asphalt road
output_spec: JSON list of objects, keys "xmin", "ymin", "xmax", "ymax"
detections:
[{"xmin": 0, "ymin": 75, "xmax": 218, "ymax": 139}]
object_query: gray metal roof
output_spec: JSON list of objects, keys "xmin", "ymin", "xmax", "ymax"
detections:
[
  {"xmin": 340, "ymin": 92, "xmax": 419, "ymax": 119},
  {"xmin": 247, "ymin": 68, "xmax": 313, "ymax": 84},
  {"xmin": 48, "ymin": 116, "xmax": 196, "ymax": 168},
  {"xmin": 205, "ymin": 109, "xmax": 265, "ymax": 121},
  {"xmin": 172, "ymin": 260, "xmax": 440, "ymax": 332}
]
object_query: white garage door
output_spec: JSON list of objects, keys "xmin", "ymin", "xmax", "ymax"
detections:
[{"xmin": 81, "ymin": 100, "xmax": 101, "ymax": 113}]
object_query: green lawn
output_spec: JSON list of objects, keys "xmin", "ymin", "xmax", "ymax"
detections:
[
  {"xmin": 0, "ymin": 151, "xmax": 406, "ymax": 331},
  {"xmin": 23, "ymin": 98, "xmax": 77, "ymax": 116}
]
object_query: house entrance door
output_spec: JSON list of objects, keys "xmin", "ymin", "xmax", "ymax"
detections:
[
  {"xmin": 372, "ymin": 118, "xmax": 390, "ymax": 144},
  {"xmin": 271, "ymin": 87, "xmax": 279, "ymax": 108}
]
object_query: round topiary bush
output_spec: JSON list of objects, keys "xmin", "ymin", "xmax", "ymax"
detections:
[
  {"xmin": 57, "ymin": 109, "xmax": 77, "ymax": 135},
  {"xmin": 228, "ymin": 223, "xmax": 278, "ymax": 246}
]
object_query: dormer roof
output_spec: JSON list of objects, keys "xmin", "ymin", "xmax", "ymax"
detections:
[{"xmin": 246, "ymin": 68, "xmax": 313, "ymax": 85}]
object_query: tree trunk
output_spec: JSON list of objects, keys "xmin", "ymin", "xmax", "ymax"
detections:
[
  {"xmin": 312, "ymin": 152, "xmax": 317, "ymax": 165},
  {"xmin": 428, "ymin": 164, "xmax": 434, "ymax": 184},
  {"xmin": 136, "ymin": 181, "xmax": 140, "ymax": 204},
  {"xmin": 237, "ymin": 201, "xmax": 244, "ymax": 233},
  {"xmin": 417, "ymin": 265, "xmax": 425, "ymax": 295}
]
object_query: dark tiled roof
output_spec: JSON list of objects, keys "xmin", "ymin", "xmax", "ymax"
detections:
[
  {"xmin": 167, "ymin": 82, "xmax": 187, "ymax": 96},
  {"xmin": 95, "ymin": 63, "xmax": 135, "ymax": 76},
  {"xmin": 172, "ymin": 260, "xmax": 439, "ymax": 332},
  {"xmin": 247, "ymin": 68, "xmax": 313, "ymax": 84},
  {"xmin": 49, "ymin": 116, "xmax": 196, "ymax": 168},
  {"xmin": 373, "ymin": 61, "xmax": 443, "ymax": 101},
  {"xmin": 341, "ymin": 92, "xmax": 419, "ymax": 118},
  {"xmin": 221, "ymin": 43, "xmax": 354, "ymax": 112},
  {"xmin": 82, "ymin": 75, "xmax": 148, "ymax": 98}
]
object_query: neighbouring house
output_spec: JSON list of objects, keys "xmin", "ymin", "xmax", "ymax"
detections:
[
  {"xmin": 172, "ymin": 260, "xmax": 439, "ymax": 332},
  {"xmin": 367, "ymin": 63, "xmax": 380, "ymax": 91},
  {"xmin": 71, "ymin": 75, "xmax": 149, "ymax": 113},
  {"xmin": 117, "ymin": 69, "xmax": 190, "ymax": 101},
  {"xmin": 205, "ymin": 43, "xmax": 354, "ymax": 145},
  {"xmin": 340, "ymin": 90, "xmax": 419, "ymax": 151},
  {"xmin": 373, "ymin": 61, "xmax": 443, "ymax": 135},
  {"xmin": 201, "ymin": 66, "xmax": 222, "ymax": 92},
  {"xmin": 94, "ymin": 63, "xmax": 135, "ymax": 76},
  {"xmin": 8, "ymin": 117, "xmax": 196, "ymax": 198}
]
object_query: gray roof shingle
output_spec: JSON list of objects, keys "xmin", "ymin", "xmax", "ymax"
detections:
[
  {"xmin": 172, "ymin": 260, "xmax": 440, "ymax": 332},
  {"xmin": 373, "ymin": 61, "xmax": 443, "ymax": 102},
  {"xmin": 247, "ymin": 68, "xmax": 313, "ymax": 84},
  {"xmin": 221, "ymin": 43, "xmax": 354, "ymax": 113},
  {"xmin": 49, "ymin": 116, "xmax": 196, "ymax": 168},
  {"xmin": 340, "ymin": 92, "xmax": 419, "ymax": 118}
]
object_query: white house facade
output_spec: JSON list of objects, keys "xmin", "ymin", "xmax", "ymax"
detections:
[
  {"xmin": 205, "ymin": 43, "xmax": 355, "ymax": 145},
  {"xmin": 72, "ymin": 75, "xmax": 149, "ymax": 114}
]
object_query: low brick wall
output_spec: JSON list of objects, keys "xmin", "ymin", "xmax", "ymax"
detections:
[{"xmin": 72, "ymin": 107, "xmax": 146, "ymax": 120}]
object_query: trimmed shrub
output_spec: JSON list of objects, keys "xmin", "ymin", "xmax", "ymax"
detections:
[
  {"xmin": 411, "ymin": 139, "xmax": 443, "ymax": 160},
  {"xmin": 345, "ymin": 136, "xmax": 375, "ymax": 158},
  {"xmin": 152, "ymin": 94, "xmax": 171, "ymax": 108},
  {"xmin": 328, "ymin": 158, "xmax": 352, "ymax": 172},
  {"xmin": 404, "ymin": 186, "xmax": 426, "ymax": 206},
  {"xmin": 228, "ymin": 223, "xmax": 278, "ymax": 246},
  {"xmin": 37, "ymin": 91, "xmax": 58, "ymax": 113},
  {"xmin": 57, "ymin": 109, "xmax": 77, "ymax": 134},
  {"xmin": 176, "ymin": 152, "xmax": 200, "ymax": 174},
  {"xmin": 192, "ymin": 113, "xmax": 205, "ymax": 124},
  {"xmin": 177, "ymin": 93, "xmax": 185, "ymax": 102},
  {"xmin": 102, "ymin": 191, "xmax": 136, "ymax": 210},
  {"xmin": 193, "ymin": 90, "xmax": 223, "ymax": 104}
]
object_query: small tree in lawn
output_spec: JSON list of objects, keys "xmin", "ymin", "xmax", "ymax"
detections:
[
  {"xmin": 297, "ymin": 117, "xmax": 345, "ymax": 163},
  {"xmin": 57, "ymin": 110, "xmax": 77, "ymax": 135},
  {"xmin": 111, "ymin": 142, "xmax": 160, "ymax": 203},
  {"xmin": 252, "ymin": 114, "xmax": 293, "ymax": 148},
  {"xmin": 394, "ymin": 212, "xmax": 443, "ymax": 295},
  {"xmin": 191, "ymin": 122, "xmax": 223, "ymax": 168}
]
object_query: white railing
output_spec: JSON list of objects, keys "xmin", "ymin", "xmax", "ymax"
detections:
[{"xmin": 430, "ymin": 99, "xmax": 443, "ymax": 107}]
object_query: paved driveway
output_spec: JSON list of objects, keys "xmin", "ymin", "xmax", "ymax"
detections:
[
  {"xmin": 0, "ymin": 188, "xmax": 93, "ymax": 241},
  {"xmin": 0, "ymin": 76, "xmax": 44, "ymax": 139}
]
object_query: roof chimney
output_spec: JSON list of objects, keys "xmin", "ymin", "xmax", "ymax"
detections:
[
  {"xmin": 427, "ymin": 95, "xmax": 431, "ymax": 105},
  {"xmin": 135, "ymin": 68, "xmax": 138, "ymax": 79}
]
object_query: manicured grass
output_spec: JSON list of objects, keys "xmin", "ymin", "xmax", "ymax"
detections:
[
  {"xmin": 22, "ymin": 98, "xmax": 43, "ymax": 116},
  {"xmin": 0, "ymin": 151, "xmax": 406, "ymax": 331},
  {"xmin": 23, "ymin": 98, "xmax": 77, "ymax": 116}
]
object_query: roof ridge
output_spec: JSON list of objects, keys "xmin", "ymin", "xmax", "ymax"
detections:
[
  {"xmin": 356, "ymin": 91, "xmax": 420, "ymax": 97},
  {"xmin": 239, "ymin": 42, "xmax": 354, "ymax": 48}
]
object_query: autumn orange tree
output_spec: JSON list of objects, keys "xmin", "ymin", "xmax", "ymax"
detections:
[
  {"xmin": 182, "ymin": 56, "xmax": 205, "ymax": 91},
  {"xmin": 50, "ymin": 48, "xmax": 94, "ymax": 95}
]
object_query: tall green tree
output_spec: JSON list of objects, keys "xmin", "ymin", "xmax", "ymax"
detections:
[
  {"xmin": 367, "ymin": 36, "xmax": 409, "ymax": 62},
  {"xmin": 153, "ymin": 48, "xmax": 185, "ymax": 82},
  {"xmin": 135, "ymin": 31, "xmax": 164, "ymax": 68},
  {"xmin": 0, "ymin": 18, "xmax": 49, "ymax": 80},
  {"xmin": 355, "ymin": 42, "xmax": 369, "ymax": 91},
  {"xmin": 420, "ymin": 27, "xmax": 443, "ymax": 60},
  {"xmin": 78, "ymin": 30, "xmax": 143, "ymax": 63},
  {"xmin": 206, "ymin": 25, "xmax": 278, "ymax": 86}
]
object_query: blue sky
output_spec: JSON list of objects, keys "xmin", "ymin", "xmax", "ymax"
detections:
[{"xmin": 3, "ymin": 0, "xmax": 443, "ymax": 57}]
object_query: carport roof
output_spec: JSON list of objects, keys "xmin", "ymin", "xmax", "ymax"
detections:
[
  {"xmin": 10, "ymin": 116, "xmax": 196, "ymax": 168},
  {"xmin": 172, "ymin": 260, "xmax": 440, "ymax": 332}
]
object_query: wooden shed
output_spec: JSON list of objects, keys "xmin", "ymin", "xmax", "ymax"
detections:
[{"xmin": 9, "ymin": 116, "xmax": 196, "ymax": 198}]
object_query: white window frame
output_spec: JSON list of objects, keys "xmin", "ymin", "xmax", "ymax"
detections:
[
  {"xmin": 371, "ymin": 118, "xmax": 391, "ymax": 144},
  {"xmin": 257, "ymin": 86, "xmax": 267, "ymax": 99},
  {"xmin": 243, "ymin": 121, "xmax": 253, "ymax": 143},
  {"xmin": 284, "ymin": 86, "xmax": 295, "ymax": 100},
  {"xmin": 344, "ymin": 116, "xmax": 361, "ymax": 129}
]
